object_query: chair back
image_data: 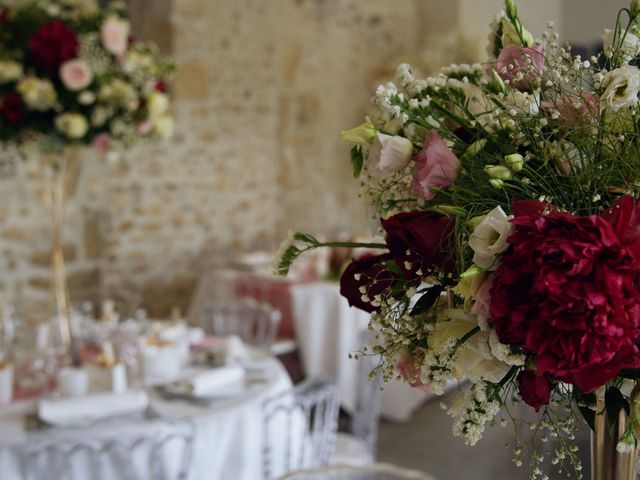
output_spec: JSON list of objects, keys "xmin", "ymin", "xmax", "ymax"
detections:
[
  {"xmin": 17, "ymin": 417, "xmax": 194, "ymax": 480},
  {"xmin": 262, "ymin": 377, "xmax": 340, "ymax": 480},
  {"xmin": 349, "ymin": 351, "xmax": 382, "ymax": 459},
  {"xmin": 205, "ymin": 298, "xmax": 281, "ymax": 351}
]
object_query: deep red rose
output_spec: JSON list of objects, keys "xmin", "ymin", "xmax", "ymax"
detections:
[
  {"xmin": 340, "ymin": 254, "xmax": 400, "ymax": 313},
  {"xmin": 155, "ymin": 80, "xmax": 167, "ymax": 93},
  {"xmin": 381, "ymin": 211, "xmax": 455, "ymax": 278},
  {"xmin": 0, "ymin": 8, "xmax": 9, "ymax": 23},
  {"xmin": 28, "ymin": 20, "xmax": 78, "ymax": 72},
  {"xmin": 490, "ymin": 200, "xmax": 640, "ymax": 393},
  {"xmin": 1, "ymin": 93, "xmax": 24, "ymax": 125},
  {"xmin": 517, "ymin": 370, "xmax": 552, "ymax": 411}
]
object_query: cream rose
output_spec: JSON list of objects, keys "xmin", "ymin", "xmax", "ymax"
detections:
[
  {"xmin": 600, "ymin": 65, "xmax": 640, "ymax": 112},
  {"xmin": 468, "ymin": 206, "xmax": 515, "ymax": 270},
  {"xmin": 59, "ymin": 59, "xmax": 93, "ymax": 91},
  {"xmin": 154, "ymin": 115, "xmax": 174, "ymax": 138},
  {"xmin": 0, "ymin": 60, "xmax": 23, "ymax": 84},
  {"xmin": 100, "ymin": 16, "xmax": 130, "ymax": 57},
  {"xmin": 54, "ymin": 113, "xmax": 89, "ymax": 139},
  {"xmin": 146, "ymin": 91, "xmax": 170, "ymax": 120},
  {"xmin": 367, "ymin": 133, "xmax": 414, "ymax": 179}
]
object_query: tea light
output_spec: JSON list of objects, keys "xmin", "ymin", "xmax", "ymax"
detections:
[
  {"xmin": 58, "ymin": 367, "xmax": 89, "ymax": 398},
  {"xmin": 88, "ymin": 357, "xmax": 128, "ymax": 394},
  {"xmin": 0, "ymin": 362, "xmax": 14, "ymax": 405}
]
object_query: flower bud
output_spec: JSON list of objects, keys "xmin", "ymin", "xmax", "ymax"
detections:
[
  {"xmin": 632, "ymin": 0, "xmax": 640, "ymax": 17},
  {"xmin": 430, "ymin": 205, "xmax": 466, "ymax": 216},
  {"xmin": 462, "ymin": 139, "xmax": 487, "ymax": 159},
  {"xmin": 490, "ymin": 69, "xmax": 507, "ymax": 94},
  {"xmin": 505, "ymin": 0, "xmax": 517, "ymax": 20},
  {"xmin": 340, "ymin": 121, "xmax": 377, "ymax": 146},
  {"xmin": 485, "ymin": 165, "xmax": 512, "ymax": 180},
  {"xmin": 460, "ymin": 265, "xmax": 485, "ymax": 279},
  {"xmin": 490, "ymin": 178, "xmax": 505, "ymax": 189},
  {"xmin": 504, "ymin": 153, "xmax": 524, "ymax": 172}
]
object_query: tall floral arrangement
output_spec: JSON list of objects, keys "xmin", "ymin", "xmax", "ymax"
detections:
[
  {"xmin": 277, "ymin": 0, "xmax": 640, "ymax": 477},
  {"xmin": 0, "ymin": 0, "xmax": 174, "ymax": 152}
]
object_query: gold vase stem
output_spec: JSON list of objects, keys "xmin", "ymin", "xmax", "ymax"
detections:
[{"xmin": 592, "ymin": 398, "xmax": 638, "ymax": 480}]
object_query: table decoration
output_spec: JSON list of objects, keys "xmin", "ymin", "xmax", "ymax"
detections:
[
  {"xmin": 276, "ymin": 1, "xmax": 640, "ymax": 478},
  {"xmin": 57, "ymin": 365, "xmax": 88, "ymax": 397},
  {"xmin": 87, "ymin": 343, "xmax": 127, "ymax": 393},
  {"xmin": 140, "ymin": 336, "xmax": 182, "ymax": 384},
  {"xmin": 0, "ymin": 0, "xmax": 174, "ymax": 365}
]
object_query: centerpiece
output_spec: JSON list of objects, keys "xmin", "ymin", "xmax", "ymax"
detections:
[
  {"xmin": 276, "ymin": 1, "xmax": 640, "ymax": 478},
  {"xmin": 0, "ymin": 0, "xmax": 173, "ymax": 364}
]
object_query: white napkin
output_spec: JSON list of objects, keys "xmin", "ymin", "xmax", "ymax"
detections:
[
  {"xmin": 220, "ymin": 335, "xmax": 251, "ymax": 365},
  {"xmin": 38, "ymin": 390, "xmax": 149, "ymax": 427},
  {"xmin": 175, "ymin": 366, "xmax": 245, "ymax": 397}
]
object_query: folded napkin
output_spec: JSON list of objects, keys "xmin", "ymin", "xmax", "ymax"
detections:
[
  {"xmin": 38, "ymin": 390, "xmax": 149, "ymax": 427},
  {"xmin": 174, "ymin": 366, "xmax": 245, "ymax": 397}
]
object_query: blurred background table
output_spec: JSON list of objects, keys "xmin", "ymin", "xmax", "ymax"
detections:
[{"xmin": 279, "ymin": 463, "xmax": 436, "ymax": 480}]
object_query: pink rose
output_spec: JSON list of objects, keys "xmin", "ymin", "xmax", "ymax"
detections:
[
  {"xmin": 59, "ymin": 59, "xmax": 93, "ymax": 91},
  {"xmin": 411, "ymin": 130, "xmax": 460, "ymax": 201},
  {"xmin": 100, "ymin": 17, "xmax": 129, "ymax": 57},
  {"xmin": 392, "ymin": 349, "xmax": 429, "ymax": 392},
  {"xmin": 91, "ymin": 133, "xmax": 112, "ymax": 153},
  {"xmin": 496, "ymin": 44, "xmax": 545, "ymax": 90}
]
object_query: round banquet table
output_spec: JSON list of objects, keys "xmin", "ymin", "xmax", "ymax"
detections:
[
  {"xmin": 0, "ymin": 356, "xmax": 292, "ymax": 480},
  {"xmin": 279, "ymin": 463, "xmax": 436, "ymax": 480}
]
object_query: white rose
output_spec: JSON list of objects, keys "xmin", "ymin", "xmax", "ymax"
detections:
[
  {"xmin": 603, "ymin": 29, "xmax": 640, "ymax": 61},
  {"xmin": 0, "ymin": 60, "xmax": 23, "ymax": 84},
  {"xmin": 468, "ymin": 206, "xmax": 514, "ymax": 270},
  {"xmin": 146, "ymin": 91, "xmax": 170, "ymax": 120},
  {"xmin": 100, "ymin": 16, "xmax": 130, "ymax": 56},
  {"xmin": 366, "ymin": 133, "xmax": 413, "ymax": 179},
  {"xmin": 600, "ymin": 65, "xmax": 640, "ymax": 112},
  {"xmin": 54, "ymin": 113, "xmax": 89, "ymax": 139},
  {"xmin": 429, "ymin": 309, "xmax": 511, "ymax": 384}
]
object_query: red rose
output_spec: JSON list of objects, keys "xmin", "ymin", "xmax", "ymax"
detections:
[
  {"xmin": 490, "ymin": 200, "xmax": 640, "ymax": 393},
  {"xmin": 28, "ymin": 20, "xmax": 78, "ymax": 72},
  {"xmin": 517, "ymin": 370, "xmax": 552, "ymax": 411},
  {"xmin": 340, "ymin": 254, "xmax": 400, "ymax": 313},
  {"xmin": 1, "ymin": 93, "xmax": 24, "ymax": 125},
  {"xmin": 0, "ymin": 8, "xmax": 9, "ymax": 23},
  {"xmin": 381, "ymin": 211, "xmax": 455, "ymax": 278}
]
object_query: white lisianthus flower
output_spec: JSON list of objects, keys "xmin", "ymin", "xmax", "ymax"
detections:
[
  {"xmin": 600, "ymin": 65, "xmax": 640, "ymax": 111},
  {"xmin": 602, "ymin": 29, "xmax": 640, "ymax": 61},
  {"xmin": 429, "ymin": 309, "xmax": 511, "ymax": 384},
  {"xmin": 146, "ymin": 91, "xmax": 170, "ymax": 120},
  {"xmin": 503, "ymin": 90, "xmax": 540, "ymax": 116},
  {"xmin": 54, "ymin": 113, "xmax": 89, "ymax": 139},
  {"xmin": 17, "ymin": 77, "xmax": 57, "ymax": 111},
  {"xmin": 366, "ymin": 133, "xmax": 413, "ymax": 179},
  {"xmin": 0, "ymin": 60, "xmax": 23, "ymax": 84},
  {"xmin": 468, "ymin": 206, "xmax": 515, "ymax": 270}
]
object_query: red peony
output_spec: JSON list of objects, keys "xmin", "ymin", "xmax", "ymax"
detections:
[
  {"xmin": 381, "ymin": 211, "xmax": 455, "ymax": 278},
  {"xmin": 28, "ymin": 20, "xmax": 78, "ymax": 72},
  {"xmin": 517, "ymin": 370, "xmax": 552, "ymax": 411},
  {"xmin": 1, "ymin": 93, "xmax": 24, "ymax": 125},
  {"xmin": 340, "ymin": 254, "xmax": 401, "ymax": 313},
  {"xmin": 490, "ymin": 198, "xmax": 640, "ymax": 393}
]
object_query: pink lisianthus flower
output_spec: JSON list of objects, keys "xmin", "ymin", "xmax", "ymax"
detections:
[
  {"xmin": 541, "ymin": 92, "xmax": 599, "ymax": 130},
  {"xmin": 392, "ymin": 349, "xmax": 429, "ymax": 392},
  {"xmin": 496, "ymin": 44, "xmax": 545, "ymax": 90},
  {"xmin": 91, "ymin": 133, "xmax": 112, "ymax": 153},
  {"xmin": 59, "ymin": 59, "xmax": 93, "ymax": 91},
  {"xmin": 411, "ymin": 130, "xmax": 460, "ymax": 201},
  {"xmin": 470, "ymin": 273, "xmax": 494, "ymax": 329}
]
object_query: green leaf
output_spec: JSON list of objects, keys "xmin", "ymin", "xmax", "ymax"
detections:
[
  {"xmin": 605, "ymin": 386, "xmax": 624, "ymax": 432},
  {"xmin": 579, "ymin": 406, "xmax": 596, "ymax": 432},
  {"xmin": 350, "ymin": 146, "xmax": 364, "ymax": 178},
  {"xmin": 410, "ymin": 285, "xmax": 443, "ymax": 316}
]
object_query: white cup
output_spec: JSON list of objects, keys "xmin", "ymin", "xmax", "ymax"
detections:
[
  {"xmin": 141, "ymin": 343, "xmax": 181, "ymax": 384},
  {"xmin": 0, "ymin": 364, "xmax": 14, "ymax": 405},
  {"xmin": 58, "ymin": 367, "xmax": 89, "ymax": 398}
]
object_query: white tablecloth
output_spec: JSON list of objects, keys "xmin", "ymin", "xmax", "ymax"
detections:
[
  {"xmin": 0, "ymin": 357, "xmax": 293, "ymax": 480},
  {"xmin": 290, "ymin": 282, "xmax": 430, "ymax": 422}
]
